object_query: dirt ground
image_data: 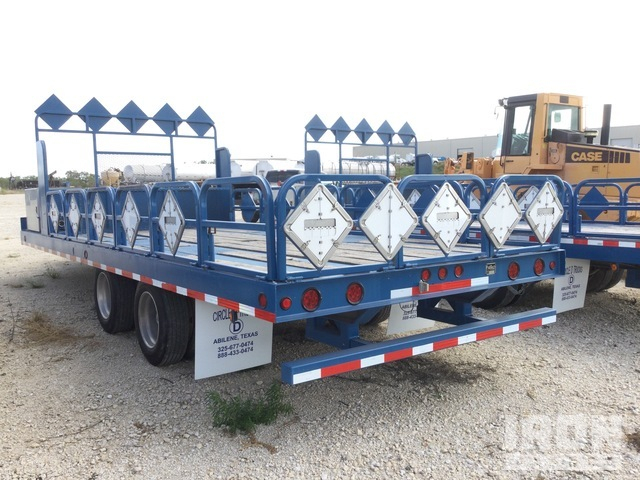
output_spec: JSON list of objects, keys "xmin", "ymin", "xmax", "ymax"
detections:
[{"xmin": 0, "ymin": 191, "xmax": 639, "ymax": 480}]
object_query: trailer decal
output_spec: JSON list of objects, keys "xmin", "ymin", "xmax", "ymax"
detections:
[
  {"xmin": 23, "ymin": 242, "xmax": 276, "ymax": 322},
  {"xmin": 289, "ymin": 313, "xmax": 556, "ymax": 384}
]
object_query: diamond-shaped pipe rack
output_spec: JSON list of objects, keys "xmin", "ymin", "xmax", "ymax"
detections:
[
  {"xmin": 305, "ymin": 115, "xmax": 416, "ymax": 146},
  {"xmin": 35, "ymin": 95, "xmax": 215, "ymax": 137}
]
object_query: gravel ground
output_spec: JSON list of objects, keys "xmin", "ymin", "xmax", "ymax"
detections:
[{"xmin": 0, "ymin": 191, "xmax": 639, "ymax": 480}]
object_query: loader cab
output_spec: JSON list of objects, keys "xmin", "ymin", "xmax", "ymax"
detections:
[{"xmin": 500, "ymin": 93, "xmax": 583, "ymax": 174}]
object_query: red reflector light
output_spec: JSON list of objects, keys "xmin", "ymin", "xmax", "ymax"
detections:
[
  {"xmin": 279, "ymin": 297, "xmax": 292, "ymax": 310},
  {"xmin": 549, "ymin": 261, "xmax": 556, "ymax": 270},
  {"xmin": 438, "ymin": 267, "xmax": 447, "ymax": 280},
  {"xmin": 302, "ymin": 288, "xmax": 321, "ymax": 311},
  {"xmin": 508, "ymin": 262, "xmax": 520, "ymax": 280},
  {"xmin": 346, "ymin": 283, "xmax": 364, "ymax": 305},
  {"xmin": 534, "ymin": 258, "xmax": 545, "ymax": 276},
  {"xmin": 454, "ymin": 265, "xmax": 463, "ymax": 278},
  {"xmin": 421, "ymin": 269, "xmax": 431, "ymax": 281},
  {"xmin": 258, "ymin": 293, "xmax": 267, "ymax": 308}
]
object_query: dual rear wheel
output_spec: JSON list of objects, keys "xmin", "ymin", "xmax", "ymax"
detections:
[{"xmin": 94, "ymin": 270, "xmax": 192, "ymax": 366}]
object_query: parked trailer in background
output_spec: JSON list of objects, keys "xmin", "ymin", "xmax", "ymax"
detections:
[
  {"xmin": 21, "ymin": 96, "xmax": 566, "ymax": 384},
  {"xmin": 464, "ymin": 177, "xmax": 640, "ymax": 309}
]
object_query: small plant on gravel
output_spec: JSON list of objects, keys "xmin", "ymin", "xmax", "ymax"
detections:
[
  {"xmin": 24, "ymin": 311, "xmax": 88, "ymax": 345},
  {"xmin": 627, "ymin": 430, "xmax": 640, "ymax": 452},
  {"xmin": 26, "ymin": 278, "xmax": 44, "ymax": 288},
  {"xmin": 208, "ymin": 381, "xmax": 293, "ymax": 434},
  {"xmin": 45, "ymin": 265, "xmax": 60, "ymax": 279}
]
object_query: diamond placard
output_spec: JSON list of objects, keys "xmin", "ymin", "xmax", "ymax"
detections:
[
  {"xmin": 525, "ymin": 182, "xmax": 564, "ymax": 243},
  {"xmin": 422, "ymin": 182, "xmax": 472, "ymax": 254},
  {"xmin": 121, "ymin": 192, "xmax": 140, "ymax": 247},
  {"xmin": 359, "ymin": 183, "xmax": 418, "ymax": 260},
  {"xmin": 158, "ymin": 190, "xmax": 185, "ymax": 256},
  {"xmin": 68, "ymin": 194, "xmax": 81, "ymax": 238},
  {"xmin": 517, "ymin": 186, "xmax": 539, "ymax": 210},
  {"xmin": 479, "ymin": 183, "xmax": 522, "ymax": 248},
  {"xmin": 284, "ymin": 184, "xmax": 353, "ymax": 269},
  {"xmin": 49, "ymin": 197, "xmax": 60, "ymax": 234},
  {"xmin": 91, "ymin": 195, "xmax": 107, "ymax": 242}
]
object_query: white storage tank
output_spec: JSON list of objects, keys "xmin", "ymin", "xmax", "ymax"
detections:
[
  {"xmin": 321, "ymin": 160, "xmax": 396, "ymax": 178},
  {"xmin": 123, "ymin": 164, "xmax": 166, "ymax": 183},
  {"xmin": 161, "ymin": 164, "xmax": 216, "ymax": 181}
]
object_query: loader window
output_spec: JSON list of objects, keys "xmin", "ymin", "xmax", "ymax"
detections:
[
  {"xmin": 507, "ymin": 105, "xmax": 533, "ymax": 155},
  {"xmin": 547, "ymin": 104, "xmax": 579, "ymax": 138}
]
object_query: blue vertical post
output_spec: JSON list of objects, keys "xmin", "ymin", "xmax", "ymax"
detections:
[
  {"xmin": 415, "ymin": 153, "xmax": 433, "ymax": 175},
  {"xmin": 36, "ymin": 141, "xmax": 49, "ymax": 234}
]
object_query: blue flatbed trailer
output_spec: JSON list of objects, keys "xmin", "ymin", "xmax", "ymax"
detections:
[{"xmin": 20, "ymin": 96, "xmax": 566, "ymax": 384}]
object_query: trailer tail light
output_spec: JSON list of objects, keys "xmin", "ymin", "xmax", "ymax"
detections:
[
  {"xmin": 454, "ymin": 265, "xmax": 463, "ymax": 278},
  {"xmin": 280, "ymin": 297, "xmax": 292, "ymax": 311},
  {"xmin": 258, "ymin": 293, "xmax": 268, "ymax": 309},
  {"xmin": 346, "ymin": 282, "xmax": 364, "ymax": 305},
  {"xmin": 421, "ymin": 269, "xmax": 431, "ymax": 282},
  {"xmin": 508, "ymin": 262, "xmax": 520, "ymax": 280},
  {"xmin": 302, "ymin": 288, "xmax": 321, "ymax": 312},
  {"xmin": 533, "ymin": 258, "xmax": 545, "ymax": 276},
  {"xmin": 438, "ymin": 267, "xmax": 447, "ymax": 280},
  {"xmin": 549, "ymin": 260, "xmax": 556, "ymax": 270}
]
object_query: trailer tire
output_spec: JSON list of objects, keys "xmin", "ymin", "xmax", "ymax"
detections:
[
  {"xmin": 134, "ymin": 284, "xmax": 190, "ymax": 367},
  {"xmin": 365, "ymin": 305, "xmax": 392, "ymax": 326},
  {"xmin": 602, "ymin": 268, "xmax": 624, "ymax": 291},
  {"xmin": 183, "ymin": 298, "xmax": 196, "ymax": 361},
  {"xmin": 587, "ymin": 267, "xmax": 614, "ymax": 292},
  {"xmin": 473, "ymin": 287, "xmax": 516, "ymax": 310},
  {"xmin": 94, "ymin": 270, "xmax": 135, "ymax": 334}
]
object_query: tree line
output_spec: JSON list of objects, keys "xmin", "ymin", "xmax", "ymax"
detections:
[{"xmin": 2, "ymin": 171, "xmax": 96, "ymax": 190}]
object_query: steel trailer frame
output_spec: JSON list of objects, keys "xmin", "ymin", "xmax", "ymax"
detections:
[{"xmin": 21, "ymin": 97, "xmax": 566, "ymax": 384}]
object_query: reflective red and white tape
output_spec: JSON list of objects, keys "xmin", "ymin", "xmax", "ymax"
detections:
[
  {"xmin": 23, "ymin": 242, "xmax": 276, "ymax": 322},
  {"xmin": 291, "ymin": 313, "xmax": 555, "ymax": 384}
]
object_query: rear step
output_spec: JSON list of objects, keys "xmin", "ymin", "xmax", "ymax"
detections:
[{"xmin": 282, "ymin": 308, "xmax": 555, "ymax": 384}]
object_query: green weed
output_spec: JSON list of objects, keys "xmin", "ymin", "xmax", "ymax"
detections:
[
  {"xmin": 208, "ymin": 382, "xmax": 293, "ymax": 434},
  {"xmin": 45, "ymin": 266, "xmax": 60, "ymax": 279}
]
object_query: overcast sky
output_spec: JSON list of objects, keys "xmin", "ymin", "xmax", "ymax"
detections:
[{"xmin": 1, "ymin": 0, "xmax": 638, "ymax": 177}]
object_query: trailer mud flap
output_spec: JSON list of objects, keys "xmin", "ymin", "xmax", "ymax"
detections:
[
  {"xmin": 195, "ymin": 300, "xmax": 273, "ymax": 380},
  {"xmin": 387, "ymin": 300, "xmax": 436, "ymax": 335},
  {"xmin": 281, "ymin": 308, "xmax": 556, "ymax": 385},
  {"xmin": 552, "ymin": 258, "xmax": 589, "ymax": 313}
]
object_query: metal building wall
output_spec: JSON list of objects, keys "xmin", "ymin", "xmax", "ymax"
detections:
[{"xmin": 353, "ymin": 125, "xmax": 640, "ymax": 159}]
